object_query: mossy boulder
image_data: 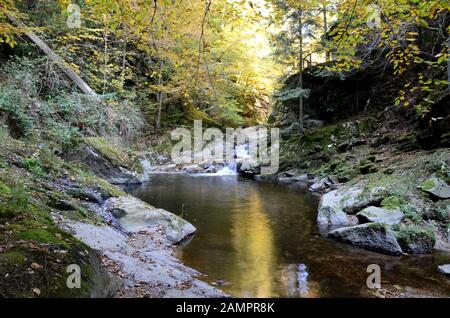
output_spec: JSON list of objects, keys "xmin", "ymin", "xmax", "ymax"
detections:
[
  {"xmin": 419, "ymin": 177, "xmax": 450, "ymax": 199},
  {"xmin": 395, "ymin": 226, "xmax": 436, "ymax": 254},
  {"xmin": 69, "ymin": 138, "xmax": 138, "ymax": 184},
  {"xmin": 84, "ymin": 137, "xmax": 131, "ymax": 168},
  {"xmin": 328, "ymin": 223, "xmax": 403, "ymax": 256}
]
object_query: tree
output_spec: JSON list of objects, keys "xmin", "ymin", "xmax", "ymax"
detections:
[
  {"xmin": 328, "ymin": 0, "xmax": 449, "ymax": 116},
  {"xmin": 0, "ymin": 0, "xmax": 18, "ymax": 47},
  {"xmin": 270, "ymin": 0, "xmax": 322, "ymax": 128}
]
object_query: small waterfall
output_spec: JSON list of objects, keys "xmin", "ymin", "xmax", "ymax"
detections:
[
  {"xmin": 214, "ymin": 163, "xmax": 237, "ymax": 176},
  {"xmin": 211, "ymin": 144, "xmax": 249, "ymax": 176},
  {"xmin": 140, "ymin": 158, "xmax": 153, "ymax": 176}
]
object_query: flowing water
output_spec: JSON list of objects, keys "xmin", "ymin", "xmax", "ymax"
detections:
[{"xmin": 126, "ymin": 174, "xmax": 450, "ymax": 298}]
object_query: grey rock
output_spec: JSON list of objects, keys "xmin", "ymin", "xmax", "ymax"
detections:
[
  {"xmin": 328, "ymin": 223, "xmax": 403, "ymax": 256},
  {"xmin": 317, "ymin": 186, "xmax": 385, "ymax": 227},
  {"xmin": 438, "ymin": 264, "xmax": 450, "ymax": 277},
  {"xmin": 67, "ymin": 187, "xmax": 103, "ymax": 204},
  {"xmin": 419, "ymin": 177, "xmax": 450, "ymax": 199},
  {"xmin": 356, "ymin": 206, "xmax": 404, "ymax": 225},
  {"xmin": 107, "ymin": 196, "xmax": 196, "ymax": 243},
  {"xmin": 65, "ymin": 222, "xmax": 227, "ymax": 297},
  {"xmin": 309, "ymin": 177, "xmax": 335, "ymax": 192}
]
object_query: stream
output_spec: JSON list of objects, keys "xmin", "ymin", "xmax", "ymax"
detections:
[{"xmin": 126, "ymin": 173, "xmax": 450, "ymax": 298}]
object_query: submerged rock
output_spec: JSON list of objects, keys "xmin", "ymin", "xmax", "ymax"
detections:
[
  {"xmin": 438, "ymin": 264, "xmax": 450, "ymax": 277},
  {"xmin": 106, "ymin": 196, "xmax": 196, "ymax": 243},
  {"xmin": 356, "ymin": 206, "xmax": 404, "ymax": 225},
  {"xmin": 419, "ymin": 177, "xmax": 450, "ymax": 199},
  {"xmin": 328, "ymin": 223, "xmax": 403, "ymax": 256}
]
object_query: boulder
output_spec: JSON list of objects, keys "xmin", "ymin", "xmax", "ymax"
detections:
[
  {"xmin": 107, "ymin": 196, "xmax": 196, "ymax": 243},
  {"xmin": 395, "ymin": 226, "xmax": 435, "ymax": 254},
  {"xmin": 317, "ymin": 186, "xmax": 384, "ymax": 226},
  {"xmin": 424, "ymin": 202, "xmax": 450, "ymax": 222},
  {"xmin": 419, "ymin": 177, "xmax": 450, "ymax": 199},
  {"xmin": 328, "ymin": 223, "xmax": 403, "ymax": 256},
  {"xmin": 67, "ymin": 138, "xmax": 142, "ymax": 184},
  {"xmin": 356, "ymin": 206, "xmax": 404, "ymax": 225},
  {"xmin": 309, "ymin": 176, "xmax": 337, "ymax": 192},
  {"xmin": 438, "ymin": 264, "xmax": 450, "ymax": 277}
]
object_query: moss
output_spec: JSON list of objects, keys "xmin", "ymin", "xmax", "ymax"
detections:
[
  {"xmin": 302, "ymin": 123, "xmax": 346, "ymax": 148},
  {"xmin": 420, "ymin": 179, "xmax": 436, "ymax": 191},
  {"xmin": 21, "ymin": 157, "xmax": 46, "ymax": 177},
  {"xmin": 367, "ymin": 222, "xmax": 388, "ymax": 232},
  {"xmin": 66, "ymin": 163, "xmax": 126, "ymax": 198},
  {"xmin": 381, "ymin": 196, "xmax": 403, "ymax": 210},
  {"xmin": 86, "ymin": 176, "xmax": 126, "ymax": 198},
  {"xmin": 16, "ymin": 228, "xmax": 68, "ymax": 246},
  {"xmin": 395, "ymin": 225, "xmax": 436, "ymax": 245},
  {"xmin": 85, "ymin": 137, "xmax": 131, "ymax": 168},
  {"xmin": 0, "ymin": 180, "xmax": 11, "ymax": 195},
  {"xmin": 0, "ymin": 250, "xmax": 27, "ymax": 267}
]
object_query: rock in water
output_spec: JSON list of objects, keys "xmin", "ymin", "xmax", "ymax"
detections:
[
  {"xmin": 419, "ymin": 177, "xmax": 450, "ymax": 199},
  {"xmin": 328, "ymin": 223, "xmax": 403, "ymax": 255},
  {"xmin": 107, "ymin": 196, "xmax": 196, "ymax": 243},
  {"xmin": 438, "ymin": 264, "xmax": 450, "ymax": 277},
  {"xmin": 356, "ymin": 206, "xmax": 404, "ymax": 225}
]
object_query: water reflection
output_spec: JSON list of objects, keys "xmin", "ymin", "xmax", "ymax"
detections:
[{"xmin": 229, "ymin": 189, "xmax": 276, "ymax": 297}]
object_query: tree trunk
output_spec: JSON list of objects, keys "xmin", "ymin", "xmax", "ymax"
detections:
[
  {"xmin": 156, "ymin": 60, "xmax": 164, "ymax": 131},
  {"xmin": 323, "ymin": 3, "xmax": 331, "ymax": 61},
  {"xmin": 103, "ymin": 29, "xmax": 108, "ymax": 95},
  {"xmin": 298, "ymin": 9, "xmax": 304, "ymax": 129},
  {"xmin": 448, "ymin": 36, "xmax": 450, "ymax": 93},
  {"xmin": 120, "ymin": 40, "xmax": 127, "ymax": 91},
  {"xmin": 6, "ymin": 13, "xmax": 98, "ymax": 98}
]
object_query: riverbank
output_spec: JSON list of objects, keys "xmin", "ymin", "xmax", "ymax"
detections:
[{"xmin": 0, "ymin": 130, "xmax": 227, "ymax": 298}]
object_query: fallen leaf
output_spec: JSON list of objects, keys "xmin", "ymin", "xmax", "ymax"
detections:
[
  {"xmin": 32, "ymin": 288, "xmax": 41, "ymax": 296},
  {"xmin": 31, "ymin": 263, "xmax": 43, "ymax": 270}
]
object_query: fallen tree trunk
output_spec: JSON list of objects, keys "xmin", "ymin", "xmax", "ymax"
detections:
[{"xmin": 7, "ymin": 13, "xmax": 99, "ymax": 99}]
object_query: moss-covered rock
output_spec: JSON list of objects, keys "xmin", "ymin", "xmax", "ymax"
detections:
[
  {"xmin": 419, "ymin": 177, "xmax": 450, "ymax": 199},
  {"xmin": 381, "ymin": 196, "xmax": 403, "ymax": 210},
  {"xmin": 84, "ymin": 137, "xmax": 131, "ymax": 168},
  {"xmin": 395, "ymin": 225, "xmax": 436, "ymax": 254}
]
